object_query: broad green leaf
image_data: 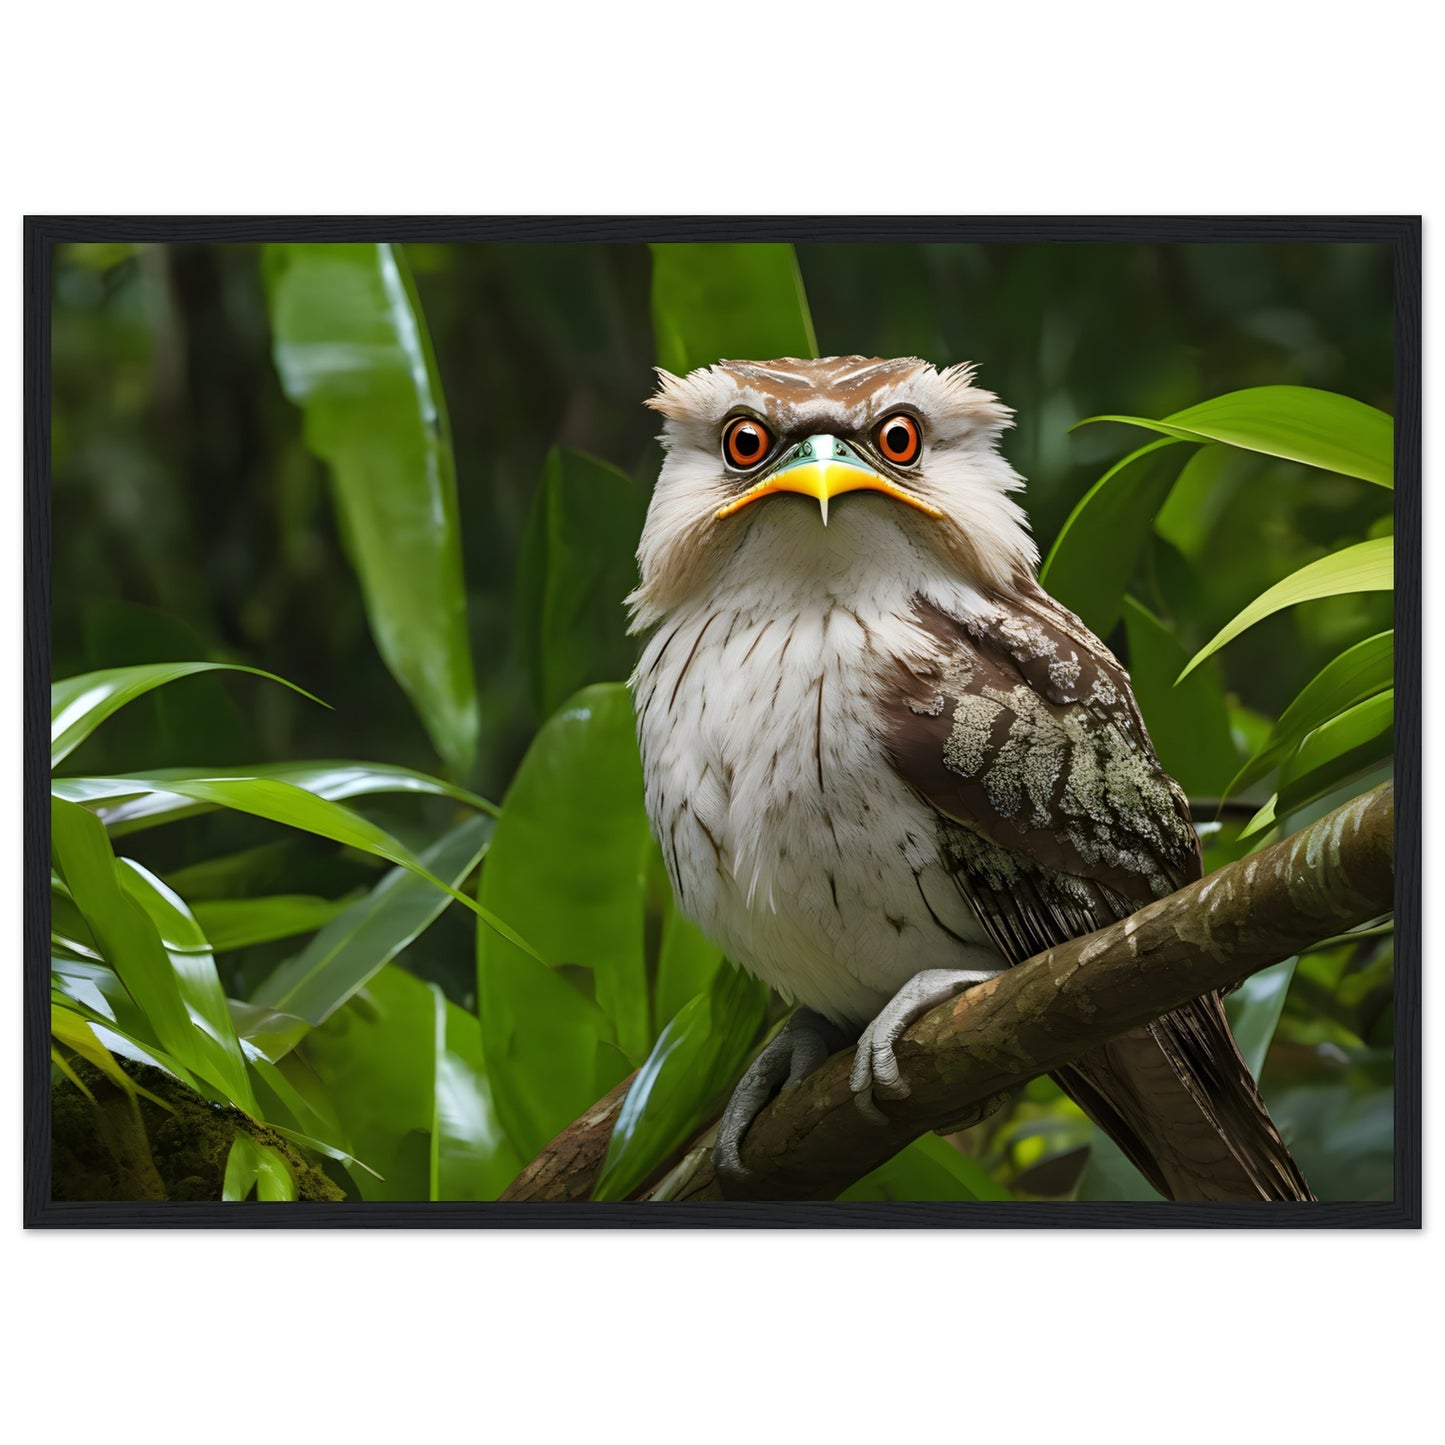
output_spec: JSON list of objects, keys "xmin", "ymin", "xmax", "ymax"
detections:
[
  {"xmin": 115, "ymin": 859, "xmax": 259, "ymax": 1115},
  {"xmin": 52, "ymin": 797, "xmax": 217, "ymax": 1099},
  {"xmin": 652, "ymin": 900, "xmax": 725, "ymax": 1040},
  {"xmin": 1228, "ymin": 632, "xmax": 1395, "ymax": 797},
  {"xmin": 222, "ymin": 1133, "xmax": 298, "ymax": 1202},
  {"xmin": 594, "ymin": 964, "xmax": 768, "ymax": 1202},
  {"xmin": 1224, "ymin": 958, "xmax": 1298, "ymax": 1078},
  {"xmin": 281, "ymin": 965, "xmax": 439, "ymax": 1201},
  {"xmin": 429, "ymin": 986, "xmax": 523, "ymax": 1202},
  {"xmin": 61, "ymin": 773, "xmax": 534, "ymax": 957},
  {"xmin": 1074, "ymin": 1129, "xmax": 1161, "ymax": 1201},
  {"xmin": 842, "ymin": 1134, "xmax": 1012, "ymax": 1202},
  {"xmin": 1121, "ymin": 597, "xmax": 1239, "ymax": 797},
  {"xmin": 1038, "ymin": 438, "xmax": 1185, "ymax": 637},
  {"xmin": 517, "ymin": 447, "xmax": 648, "ymax": 719},
  {"xmin": 478, "ymin": 685, "xmax": 653, "ymax": 1161},
  {"xmin": 651, "ymin": 243, "xmax": 817, "ymax": 377},
  {"xmin": 1075, "ymin": 386, "xmax": 1393, "ymax": 489},
  {"xmin": 250, "ymin": 814, "xmax": 494, "ymax": 1029},
  {"xmin": 190, "ymin": 894, "xmax": 356, "ymax": 952},
  {"xmin": 51, "ymin": 662, "xmax": 322, "ymax": 769},
  {"xmin": 53, "ymin": 759, "xmax": 496, "ymax": 836},
  {"xmin": 1179, "ymin": 537, "xmax": 1393, "ymax": 681},
  {"xmin": 264, "ymin": 242, "xmax": 479, "ymax": 777}
]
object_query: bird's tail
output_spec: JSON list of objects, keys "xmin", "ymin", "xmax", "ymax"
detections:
[{"xmin": 1054, "ymin": 991, "xmax": 1314, "ymax": 1202}]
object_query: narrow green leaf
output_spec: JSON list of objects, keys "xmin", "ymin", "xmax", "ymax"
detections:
[
  {"xmin": 428, "ymin": 985, "xmax": 523, "ymax": 1202},
  {"xmin": 650, "ymin": 243, "xmax": 817, "ymax": 377},
  {"xmin": 478, "ymin": 684, "xmax": 653, "ymax": 1162},
  {"xmin": 1074, "ymin": 386, "xmax": 1393, "ymax": 488},
  {"xmin": 250, "ymin": 814, "xmax": 494, "ymax": 1029},
  {"xmin": 1227, "ymin": 632, "xmax": 1395, "ymax": 797},
  {"xmin": 222, "ymin": 1134, "xmax": 297, "ymax": 1202},
  {"xmin": 1121, "ymin": 597, "xmax": 1240, "ymax": 797},
  {"xmin": 1224, "ymin": 958, "xmax": 1298, "ymax": 1078},
  {"xmin": 264, "ymin": 242, "xmax": 479, "ymax": 777},
  {"xmin": 842, "ymin": 1134, "xmax": 1011, "ymax": 1202},
  {"xmin": 1282, "ymin": 690, "xmax": 1395, "ymax": 788},
  {"xmin": 64, "ymin": 773, "xmax": 535, "ymax": 958},
  {"xmin": 51, "ymin": 1002, "xmax": 176, "ymax": 1110},
  {"xmin": 51, "ymin": 662, "xmax": 322, "ymax": 769},
  {"xmin": 1038, "ymin": 438, "xmax": 1186, "ymax": 637},
  {"xmin": 1239, "ymin": 694, "xmax": 1395, "ymax": 839},
  {"xmin": 52, "ymin": 797, "xmax": 215, "ymax": 1096},
  {"xmin": 115, "ymin": 859, "xmax": 259, "ymax": 1115},
  {"xmin": 517, "ymin": 447, "xmax": 648, "ymax": 719},
  {"xmin": 1179, "ymin": 537, "xmax": 1393, "ymax": 681},
  {"xmin": 190, "ymin": 895, "xmax": 356, "ymax": 952},
  {"xmin": 593, "ymin": 964, "xmax": 768, "ymax": 1202},
  {"xmin": 53, "ymin": 758, "xmax": 497, "ymax": 836}
]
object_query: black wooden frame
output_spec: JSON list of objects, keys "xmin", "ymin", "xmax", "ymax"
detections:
[{"xmin": 23, "ymin": 215, "xmax": 1422, "ymax": 1228}]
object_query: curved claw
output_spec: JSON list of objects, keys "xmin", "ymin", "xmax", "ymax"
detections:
[
  {"xmin": 713, "ymin": 1007, "xmax": 853, "ymax": 1193},
  {"xmin": 849, "ymin": 967, "xmax": 1004, "ymax": 1123}
]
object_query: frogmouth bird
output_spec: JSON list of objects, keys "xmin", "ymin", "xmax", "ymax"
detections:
[{"xmin": 629, "ymin": 355, "xmax": 1312, "ymax": 1202}]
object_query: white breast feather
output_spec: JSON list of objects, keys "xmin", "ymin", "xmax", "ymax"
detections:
[{"xmin": 633, "ymin": 499, "xmax": 1004, "ymax": 1026}]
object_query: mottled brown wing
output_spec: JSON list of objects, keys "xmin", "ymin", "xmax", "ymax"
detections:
[{"xmin": 882, "ymin": 584, "xmax": 1312, "ymax": 1202}]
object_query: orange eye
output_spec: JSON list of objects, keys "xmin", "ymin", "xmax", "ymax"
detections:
[
  {"xmin": 723, "ymin": 417, "xmax": 773, "ymax": 470},
  {"xmin": 875, "ymin": 413, "xmax": 921, "ymax": 466}
]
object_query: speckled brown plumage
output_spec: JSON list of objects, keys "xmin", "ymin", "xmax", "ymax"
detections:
[{"xmin": 884, "ymin": 585, "xmax": 1314, "ymax": 1201}]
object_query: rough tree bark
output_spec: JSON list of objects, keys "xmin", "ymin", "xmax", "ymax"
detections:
[{"xmin": 502, "ymin": 782, "xmax": 1395, "ymax": 1204}]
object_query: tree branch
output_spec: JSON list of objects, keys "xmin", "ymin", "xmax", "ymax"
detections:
[{"xmin": 502, "ymin": 783, "xmax": 1395, "ymax": 1204}]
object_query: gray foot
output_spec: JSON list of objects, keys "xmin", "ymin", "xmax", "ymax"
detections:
[
  {"xmin": 713, "ymin": 1007, "xmax": 853, "ymax": 1192},
  {"xmin": 849, "ymin": 967, "xmax": 1003, "ymax": 1123}
]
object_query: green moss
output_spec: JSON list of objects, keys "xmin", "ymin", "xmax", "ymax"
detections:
[{"xmin": 52, "ymin": 1060, "xmax": 345, "ymax": 1203}]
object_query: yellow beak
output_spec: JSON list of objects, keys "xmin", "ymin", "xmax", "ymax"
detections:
[{"xmin": 715, "ymin": 434, "xmax": 943, "ymax": 526}]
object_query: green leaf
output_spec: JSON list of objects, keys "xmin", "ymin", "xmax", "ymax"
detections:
[
  {"xmin": 477, "ymin": 685, "xmax": 653, "ymax": 1161},
  {"xmin": 54, "ymin": 759, "xmax": 496, "ymax": 836},
  {"xmin": 51, "ymin": 662, "xmax": 322, "ymax": 769},
  {"xmin": 52, "ymin": 797, "xmax": 216, "ymax": 1099},
  {"xmin": 842, "ymin": 1134, "xmax": 1012, "ymax": 1202},
  {"xmin": 222, "ymin": 1133, "xmax": 298, "ymax": 1202},
  {"xmin": 1228, "ymin": 632, "xmax": 1395, "ymax": 797},
  {"xmin": 650, "ymin": 244, "xmax": 817, "ymax": 377},
  {"xmin": 1283, "ymin": 690, "xmax": 1394, "ymax": 786},
  {"xmin": 1224, "ymin": 958, "xmax": 1298, "ymax": 1078},
  {"xmin": 264, "ymin": 242, "xmax": 479, "ymax": 778},
  {"xmin": 517, "ymin": 447, "xmax": 648, "ymax": 719},
  {"xmin": 1121, "ymin": 597, "xmax": 1240, "ymax": 797},
  {"xmin": 429, "ymin": 985, "xmax": 523, "ymax": 1202},
  {"xmin": 59, "ymin": 773, "xmax": 534, "ymax": 957},
  {"xmin": 652, "ymin": 902, "xmax": 725, "ymax": 1040},
  {"xmin": 1074, "ymin": 1129, "xmax": 1161, "ymax": 1202},
  {"xmin": 114, "ymin": 858, "xmax": 260, "ymax": 1115},
  {"xmin": 1075, "ymin": 386, "xmax": 1393, "ymax": 489},
  {"xmin": 280, "ymin": 965, "xmax": 438, "ymax": 1201},
  {"xmin": 250, "ymin": 814, "xmax": 494, "ymax": 1030},
  {"xmin": 1179, "ymin": 537, "xmax": 1393, "ymax": 681},
  {"xmin": 593, "ymin": 964, "xmax": 768, "ymax": 1202},
  {"xmin": 189, "ymin": 895, "xmax": 355, "ymax": 952},
  {"xmin": 1240, "ymin": 693, "xmax": 1395, "ymax": 840},
  {"xmin": 1038, "ymin": 438, "xmax": 1186, "ymax": 637}
]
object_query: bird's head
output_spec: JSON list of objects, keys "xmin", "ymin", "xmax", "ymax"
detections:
[{"xmin": 628, "ymin": 355, "xmax": 1037, "ymax": 629}]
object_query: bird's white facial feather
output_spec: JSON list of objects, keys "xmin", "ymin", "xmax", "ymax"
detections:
[{"xmin": 628, "ymin": 355, "xmax": 1038, "ymax": 630}]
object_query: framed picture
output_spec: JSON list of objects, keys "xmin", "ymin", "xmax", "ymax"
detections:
[{"xmin": 25, "ymin": 217, "xmax": 1419, "ymax": 1226}]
